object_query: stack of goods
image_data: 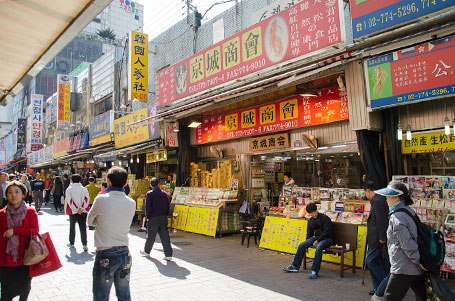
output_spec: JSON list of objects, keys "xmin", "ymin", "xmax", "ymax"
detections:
[
  {"xmin": 190, "ymin": 163, "xmax": 199, "ymax": 187},
  {"xmin": 393, "ymin": 175, "xmax": 455, "ymax": 229},
  {"xmin": 189, "ymin": 160, "xmax": 233, "ymax": 189},
  {"xmin": 218, "ymin": 210, "xmax": 240, "ymax": 231},
  {"xmin": 128, "ymin": 179, "xmax": 150, "ymax": 199},
  {"xmin": 171, "ymin": 187, "xmax": 239, "ymax": 208}
]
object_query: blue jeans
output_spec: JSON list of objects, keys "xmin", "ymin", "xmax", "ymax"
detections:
[
  {"xmin": 366, "ymin": 247, "xmax": 390, "ymax": 291},
  {"xmin": 292, "ymin": 237, "xmax": 332, "ymax": 273},
  {"xmin": 376, "ymin": 273, "xmax": 390, "ymax": 297},
  {"xmin": 93, "ymin": 247, "xmax": 132, "ymax": 301}
]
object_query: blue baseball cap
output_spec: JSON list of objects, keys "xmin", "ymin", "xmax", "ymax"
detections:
[{"xmin": 375, "ymin": 181, "xmax": 406, "ymax": 197}]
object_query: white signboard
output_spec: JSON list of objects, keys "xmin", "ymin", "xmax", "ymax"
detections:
[{"xmin": 251, "ymin": 0, "xmax": 305, "ymax": 23}]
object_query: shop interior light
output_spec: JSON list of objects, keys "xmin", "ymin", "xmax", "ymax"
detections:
[
  {"xmin": 406, "ymin": 125, "xmax": 412, "ymax": 140},
  {"xmin": 317, "ymin": 146, "xmax": 328, "ymax": 150},
  {"xmin": 188, "ymin": 121, "xmax": 202, "ymax": 128},
  {"xmin": 298, "ymin": 90, "xmax": 319, "ymax": 97},
  {"xmin": 332, "ymin": 144, "xmax": 347, "ymax": 148},
  {"xmin": 315, "ymin": 159, "xmax": 320, "ymax": 162},
  {"xmin": 136, "ymin": 156, "xmax": 140, "ymax": 163},
  {"xmin": 444, "ymin": 116, "xmax": 451, "ymax": 135},
  {"xmin": 397, "ymin": 123, "xmax": 403, "ymax": 140},
  {"xmin": 130, "ymin": 157, "xmax": 133, "ymax": 163}
]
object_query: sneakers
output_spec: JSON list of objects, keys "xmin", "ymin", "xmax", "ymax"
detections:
[
  {"xmin": 371, "ymin": 294, "xmax": 383, "ymax": 300},
  {"xmin": 163, "ymin": 257, "xmax": 173, "ymax": 261},
  {"xmin": 309, "ymin": 271, "xmax": 318, "ymax": 279},
  {"xmin": 67, "ymin": 243, "xmax": 74, "ymax": 248},
  {"xmin": 283, "ymin": 265, "xmax": 299, "ymax": 272},
  {"xmin": 83, "ymin": 245, "xmax": 88, "ymax": 252},
  {"xmin": 140, "ymin": 250, "xmax": 150, "ymax": 257}
]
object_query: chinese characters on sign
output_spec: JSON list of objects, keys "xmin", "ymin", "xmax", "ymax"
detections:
[
  {"xmin": 57, "ymin": 75, "xmax": 70, "ymax": 128},
  {"xmin": 53, "ymin": 138, "xmax": 69, "ymax": 159},
  {"xmin": 16, "ymin": 118, "xmax": 26, "ymax": 153},
  {"xmin": 146, "ymin": 150, "xmax": 167, "ymax": 163},
  {"xmin": 351, "ymin": 0, "xmax": 455, "ymax": 39},
  {"xmin": 366, "ymin": 35, "xmax": 455, "ymax": 109},
  {"xmin": 155, "ymin": 0, "xmax": 345, "ymax": 108},
  {"xmin": 249, "ymin": 133, "xmax": 290, "ymax": 152},
  {"xmin": 89, "ymin": 110, "xmax": 113, "ymax": 146},
  {"xmin": 402, "ymin": 131, "xmax": 455, "ymax": 154},
  {"xmin": 113, "ymin": 108, "xmax": 149, "ymax": 148},
  {"xmin": 251, "ymin": 0, "xmax": 306, "ymax": 23},
  {"xmin": 196, "ymin": 86, "xmax": 348, "ymax": 144},
  {"xmin": 164, "ymin": 122, "xmax": 179, "ymax": 147},
  {"xmin": 129, "ymin": 31, "xmax": 148, "ymax": 101}
]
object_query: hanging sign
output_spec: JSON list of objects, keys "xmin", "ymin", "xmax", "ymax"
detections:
[
  {"xmin": 16, "ymin": 118, "xmax": 26, "ymax": 152},
  {"xmin": 366, "ymin": 35, "xmax": 455, "ymax": 109},
  {"xmin": 128, "ymin": 31, "xmax": 148, "ymax": 101},
  {"xmin": 164, "ymin": 122, "xmax": 178, "ymax": 147},
  {"xmin": 249, "ymin": 133, "xmax": 289, "ymax": 152},
  {"xmin": 57, "ymin": 74, "xmax": 71, "ymax": 128},
  {"xmin": 351, "ymin": 0, "xmax": 455, "ymax": 39},
  {"xmin": 89, "ymin": 110, "xmax": 112, "ymax": 139},
  {"xmin": 155, "ymin": 0, "xmax": 345, "ymax": 108},
  {"xmin": 402, "ymin": 131, "xmax": 455, "ymax": 154},
  {"xmin": 26, "ymin": 94, "xmax": 43, "ymax": 153},
  {"xmin": 146, "ymin": 150, "xmax": 167, "ymax": 163},
  {"xmin": 113, "ymin": 108, "xmax": 149, "ymax": 148},
  {"xmin": 53, "ymin": 138, "xmax": 70, "ymax": 159},
  {"xmin": 196, "ymin": 86, "xmax": 348, "ymax": 144}
]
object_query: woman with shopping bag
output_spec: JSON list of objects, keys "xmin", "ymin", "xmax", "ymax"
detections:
[{"xmin": 0, "ymin": 180, "xmax": 39, "ymax": 301}]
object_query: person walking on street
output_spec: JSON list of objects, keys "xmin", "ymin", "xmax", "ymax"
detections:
[
  {"xmin": 364, "ymin": 181, "xmax": 390, "ymax": 299},
  {"xmin": 140, "ymin": 177, "xmax": 173, "ymax": 261},
  {"xmin": 63, "ymin": 174, "xmax": 70, "ymax": 196},
  {"xmin": 375, "ymin": 181, "xmax": 426, "ymax": 301},
  {"xmin": 64, "ymin": 174, "xmax": 90, "ymax": 251},
  {"xmin": 0, "ymin": 172, "xmax": 9, "ymax": 209},
  {"xmin": 283, "ymin": 203, "xmax": 332, "ymax": 279},
  {"xmin": 20, "ymin": 175, "xmax": 32, "ymax": 206},
  {"xmin": 44, "ymin": 174, "xmax": 52, "ymax": 205},
  {"xmin": 98, "ymin": 182, "xmax": 107, "ymax": 195},
  {"xmin": 30, "ymin": 174, "xmax": 45, "ymax": 213},
  {"xmin": 0, "ymin": 181, "xmax": 39, "ymax": 300},
  {"xmin": 86, "ymin": 177, "xmax": 100, "ymax": 209},
  {"xmin": 51, "ymin": 176, "xmax": 64, "ymax": 212},
  {"xmin": 87, "ymin": 167, "xmax": 136, "ymax": 301}
]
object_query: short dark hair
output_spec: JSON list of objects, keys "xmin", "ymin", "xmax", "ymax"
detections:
[
  {"xmin": 306, "ymin": 203, "xmax": 317, "ymax": 213},
  {"xmin": 102, "ymin": 182, "xmax": 107, "ymax": 188},
  {"xmin": 63, "ymin": 174, "xmax": 69, "ymax": 179},
  {"xmin": 71, "ymin": 174, "xmax": 82, "ymax": 183},
  {"xmin": 284, "ymin": 172, "xmax": 292, "ymax": 178},
  {"xmin": 89, "ymin": 177, "xmax": 95, "ymax": 182},
  {"xmin": 107, "ymin": 167, "xmax": 128, "ymax": 188},
  {"xmin": 150, "ymin": 177, "xmax": 159, "ymax": 187},
  {"xmin": 364, "ymin": 181, "xmax": 376, "ymax": 191},
  {"xmin": 6, "ymin": 180, "xmax": 27, "ymax": 197},
  {"xmin": 8, "ymin": 174, "xmax": 16, "ymax": 180}
]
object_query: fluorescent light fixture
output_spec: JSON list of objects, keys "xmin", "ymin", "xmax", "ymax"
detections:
[
  {"xmin": 406, "ymin": 125, "xmax": 412, "ymax": 140},
  {"xmin": 188, "ymin": 121, "xmax": 202, "ymax": 128},
  {"xmin": 315, "ymin": 159, "xmax": 320, "ymax": 162},
  {"xmin": 397, "ymin": 123, "xmax": 403, "ymax": 141},
  {"xmin": 332, "ymin": 144, "xmax": 347, "ymax": 148},
  {"xmin": 299, "ymin": 90, "xmax": 319, "ymax": 97},
  {"xmin": 260, "ymin": 156, "xmax": 267, "ymax": 160},
  {"xmin": 173, "ymin": 128, "xmax": 179, "ymax": 132},
  {"xmin": 318, "ymin": 146, "xmax": 328, "ymax": 150},
  {"xmin": 445, "ymin": 116, "xmax": 450, "ymax": 135}
]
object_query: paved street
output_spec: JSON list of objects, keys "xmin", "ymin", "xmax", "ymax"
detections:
[{"xmin": 26, "ymin": 205, "xmax": 416, "ymax": 301}]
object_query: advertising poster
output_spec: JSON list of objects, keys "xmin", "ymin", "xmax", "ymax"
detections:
[
  {"xmin": 402, "ymin": 131, "xmax": 455, "ymax": 154},
  {"xmin": 351, "ymin": 0, "xmax": 455, "ymax": 39},
  {"xmin": 128, "ymin": 31, "xmax": 148, "ymax": 101},
  {"xmin": 196, "ymin": 87, "xmax": 348, "ymax": 144},
  {"xmin": 113, "ymin": 108, "xmax": 149, "ymax": 148},
  {"xmin": 366, "ymin": 35, "xmax": 455, "ymax": 109},
  {"xmin": 155, "ymin": 0, "xmax": 345, "ymax": 107},
  {"xmin": 184, "ymin": 207, "xmax": 219, "ymax": 237},
  {"xmin": 57, "ymin": 74, "xmax": 71, "ymax": 128},
  {"xmin": 29, "ymin": 94, "xmax": 43, "ymax": 152}
]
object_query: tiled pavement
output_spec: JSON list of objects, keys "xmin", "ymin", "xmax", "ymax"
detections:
[{"xmin": 25, "ymin": 205, "xmax": 419, "ymax": 301}]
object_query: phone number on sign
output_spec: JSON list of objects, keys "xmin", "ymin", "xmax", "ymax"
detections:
[
  {"xmin": 397, "ymin": 86, "xmax": 455, "ymax": 102},
  {"xmin": 225, "ymin": 120, "xmax": 299, "ymax": 139}
]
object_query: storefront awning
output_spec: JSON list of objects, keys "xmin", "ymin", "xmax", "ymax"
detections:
[{"xmin": 94, "ymin": 141, "xmax": 160, "ymax": 159}]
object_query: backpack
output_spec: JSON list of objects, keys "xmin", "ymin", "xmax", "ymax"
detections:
[{"xmin": 393, "ymin": 208, "xmax": 445, "ymax": 274}]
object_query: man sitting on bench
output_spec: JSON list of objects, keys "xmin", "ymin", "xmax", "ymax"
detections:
[{"xmin": 283, "ymin": 203, "xmax": 333, "ymax": 279}]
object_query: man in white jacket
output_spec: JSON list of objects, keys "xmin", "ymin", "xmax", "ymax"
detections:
[{"xmin": 64, "ymin": 174, "xmax": 90, "ymax": 251}]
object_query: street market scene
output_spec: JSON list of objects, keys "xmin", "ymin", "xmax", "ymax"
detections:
[{"xmin": 1, "ymin": 0, "xmax": 455, "ymax": 300}]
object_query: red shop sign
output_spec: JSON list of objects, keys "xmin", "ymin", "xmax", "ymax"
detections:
[
  {"xmin": 155, "ymin": 0, "xmax": 345, "ymax": 108},
  {"xmin": 196, "ymin": 86, "xmax": 348, "ymax": 144}
]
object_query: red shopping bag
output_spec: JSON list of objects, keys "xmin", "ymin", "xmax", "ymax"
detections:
[{"xmin": 30, "ymin": 232, "xmax": 62, "ymax": 277}]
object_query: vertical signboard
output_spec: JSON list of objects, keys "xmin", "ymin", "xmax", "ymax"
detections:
[
  {"xmin": 350, "ymin": 0, "xmax": 455, "ymax": 39},
  {"xmin": 17, "ymin": 118, "xmax": 26, "ymax": 153},
  {"xmin": 365, "ymin": 35, "xmax": 455, "ymax": 109},
  {"xmin": 29, "ymin": 94, "xmax": 43, "ymax": 152},
  {"xmin": 57, "ymin": 75, "xmax": 71, "ymax": 128},
  {"xmin": 165, "ymin": 122, "xmax": 179, "ymax": 147},
  {"xmin": 128, "ymin": 31, "xmax": 148, "ymax": 101}
]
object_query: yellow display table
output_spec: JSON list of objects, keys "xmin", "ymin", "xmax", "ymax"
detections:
[{"xmin": 259, "ymin": 215, "xmax": 367, "ymax": 268}]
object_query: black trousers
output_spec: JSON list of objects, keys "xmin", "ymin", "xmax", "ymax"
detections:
[
  {"xmin": 69, "ymin": 213, "xmax": 87, "ymax": 245},
  {"xmin": 0, "ymin": 265, "xmax": 31, "ymax": 301},
  {"xmin": 53, "ymin": 194, "xmax": 62, "ymax": 210},
  {"xmin": 384, "ymin": 273, "xmax": 426, "ymax": 301},
  {"xmin": 144, "ymin": 216, "xmax": 173, "ymax": 257}
]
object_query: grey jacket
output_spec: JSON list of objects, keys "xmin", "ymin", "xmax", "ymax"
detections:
[{"xmin": 387, "ymin": 203, "xmax": 423, "ymax": 276}]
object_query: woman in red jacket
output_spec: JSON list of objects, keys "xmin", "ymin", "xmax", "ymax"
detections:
[{"xmin": 0, "ymin": 180, "xmax": 39, "ymax": 301}]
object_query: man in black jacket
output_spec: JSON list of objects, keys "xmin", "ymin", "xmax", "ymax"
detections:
[
  {"xmin": 283, "ymin": 203, "xmax": 332, "ymax": 279},
  {"xmin": 140, "ymin": 177, "xmax": 173, "ymax": 260},
  {"xmin": 364, "ymin": 181, "xmax": 390, "ymax": 297}
]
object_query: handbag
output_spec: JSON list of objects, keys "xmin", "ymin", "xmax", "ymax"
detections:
[
  {"xmin": 425, "ymin": 272, "xmax": 455, "ymax": 301},
  {"xmin": 23, "ymin": 229, "xmax": 49, "ymax": 265},
  {"xmin": 30, "ymin": 232, "xmax": 62, "ymax": 277}
]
